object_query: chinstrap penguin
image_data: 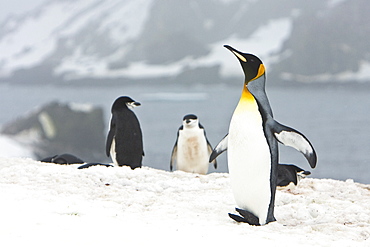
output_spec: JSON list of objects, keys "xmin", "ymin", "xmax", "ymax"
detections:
[
  {"xmin": 210, "ymin": 45, "xmax": 317, "ymax": 225},
  {"xmin": 170, "ymin": 114, "xmax": 217, "ymax": 175},
  {"xmin": 106, "ymin": 96, "xmax": 144, "ymax": 169}
]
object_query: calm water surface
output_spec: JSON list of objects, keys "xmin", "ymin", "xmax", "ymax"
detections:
[{"xmin": 1, "ymin": 83, "xmax": 369, "ymax": 183}]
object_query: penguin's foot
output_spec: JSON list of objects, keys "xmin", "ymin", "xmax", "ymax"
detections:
[
  {"xmin": 228, "ymin": 208, "xmax": 260, "ymax": 226},
  {"xmin": 119, "ymin": 164, "xmax": 142, "ymax": 170}
]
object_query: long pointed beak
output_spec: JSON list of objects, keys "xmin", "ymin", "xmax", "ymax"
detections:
[
  {"xmin": 224, "ymin": 45, "xmax": 246, "ymax": 62},
  {"xmin": 224, "ymin": 45, "xmax": 237, "ymax": 52}
]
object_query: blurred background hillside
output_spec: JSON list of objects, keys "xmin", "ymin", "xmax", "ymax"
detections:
[{"xmin": 1, "ymin": 0, "xmax": 369, "ymax": 85}]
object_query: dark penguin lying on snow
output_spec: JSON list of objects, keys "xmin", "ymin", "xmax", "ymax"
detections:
[{"xmin": 106, "ymin": 96, "xmax": 144, "ymax": 169}]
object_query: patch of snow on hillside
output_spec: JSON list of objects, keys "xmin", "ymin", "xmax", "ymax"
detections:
[
  {"xmin": 328, "ymin": 0, "xmax": 350, "ymax": 8},
  {"xmin": 0, "ymin": 157, "xmax": 369, "ymax": 246},
  {"xmin": 0, "ymin": 0, "xmax": 154, "ymax": 78},
  {"xmin": 68, "ymin": 103, "xmax": 95, "ymax": 113},
  {"xmin": 195, "ymin": 18, "xmax": 293, "ymax": 77},
  {"xmin": 99, "ymin": 0, "xmax": 154, "ymax": 43},
  {"xmin": 0, "ymin": 136, "xmax": 34, "ymax": 158},
  {"xmin": 141, "ymin": 92, "xmax": 208, "ymax": 101},
  {"xmin": 54, "ymin": 16, "xmax": 293, "ymax": 81},
  {"xmin": 345, "ymin": 62, "xmax": 370, "ymax": 82},
  {"xmin": 0, "ymin": 1, "xmax": 92, "ymax": 74},
  {"xmin": 54, "ymin": 0, "xmax": 154, "ymax": 80},
  {"xmin": 281, "ymin": 61, "xmax": 370, "ymax": 83},
  {"xmin": 100, "ymin": 18, "xmax": 293, "ymax": 80}
]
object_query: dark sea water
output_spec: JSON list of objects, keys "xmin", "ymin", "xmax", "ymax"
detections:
[{"xmin": 1, "ymin": 82, "xmax": 369, "ymax": 184}]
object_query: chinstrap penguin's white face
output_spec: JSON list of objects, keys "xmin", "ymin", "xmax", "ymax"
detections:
[
  {"xmin": 126, "ymin": 101, "xmax": 141, "ymax": 110},
  {"xmin": 183, "ymin": 118, "xmax": 199, "ymax": 129},
  {"xmin": 111, "ymin": 96, "xmax": 141, "ymax": 112}
]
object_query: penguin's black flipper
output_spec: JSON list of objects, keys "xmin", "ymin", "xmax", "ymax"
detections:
[
  {"xmin": 170, "ymin": 145, "xmax": 177, "ymax": 171},
  {"xmin": 170, "ymin": 126, "xmax": 182, "ymax": 171},
  {"xmin": 271, "ymin": 120, "xmax": 317, "ymax": 168},
  {"xmin": 206, "ymin": 138, "xmax": 217, "ymax": 169},
  {"xmin": 209, "ymin": 134, "xmax": 228, "ymax": 163},
  {"xmin": 170, "ymin": 128, "xmax": 181, "ymax": 172},
  {"xmin": 228, "ymin": 208, "xmax": 260, "ymax": 226},
  {"xmin": 199, "ymin": 124, "xmax": 218, "ymax": 169},
  {"xmin": 78, "ymin": 163, "xmax": 114, "ymax": 169}
]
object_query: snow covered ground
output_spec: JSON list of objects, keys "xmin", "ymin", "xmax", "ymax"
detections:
[{"xmin": 0, "ymin": 157, "xmax": 369, "ymax": 246}]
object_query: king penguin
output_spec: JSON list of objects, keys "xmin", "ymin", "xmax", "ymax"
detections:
[
  {"xmin": 106, "ymin": 96, "xmax": 144, "ymax": 169},
  {"xmin": 210, "ymin": 45, "xmax": 317, "ymax": 225},
  {"xmin": 170, "ymin": 114, "xmax": 217, "ymax": 175}
]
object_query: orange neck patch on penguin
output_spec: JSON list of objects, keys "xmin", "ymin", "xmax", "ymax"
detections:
[{"xmin": 248, "ymin": 64, "xmax": 265, "ymax": 83}]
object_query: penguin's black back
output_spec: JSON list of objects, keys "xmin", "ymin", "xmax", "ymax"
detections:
[
  {"xmin": 112, "ymin": 107, "xmax": 143, "ymax": 169},
  {"xmin": 277, "ymin": 164, "xmax": 302, "ymax": 186}
]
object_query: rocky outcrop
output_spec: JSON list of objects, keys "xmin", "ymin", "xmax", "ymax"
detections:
[{"xmin": 1, "ymin": 101, "xmax": 106, "ymax": 162}]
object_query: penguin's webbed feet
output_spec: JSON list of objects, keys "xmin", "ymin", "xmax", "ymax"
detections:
[{"xmin": 228, "ymin": 208, "xmax": 260, "ymax": 226}]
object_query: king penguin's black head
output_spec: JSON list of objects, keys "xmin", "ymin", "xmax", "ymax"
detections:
[
  {"xmin": 112, "ymin": 96, "xmax": 141, "ymax": 112},
  {"xmin": 224, "ymin": 45, "xmax": 265, "ymax": 84}
]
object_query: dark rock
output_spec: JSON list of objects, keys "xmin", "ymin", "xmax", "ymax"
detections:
[{"xmin": 1, "ymin": 101, "xmax": 106, "ymax": 162}]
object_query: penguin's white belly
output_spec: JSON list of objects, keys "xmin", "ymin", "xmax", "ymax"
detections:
[
  {"xmin": 176, "ymin": 130, "xmax": 209, "ymax": 174},
  {"xmin": 228, "ymin": 107, "xmax": 271, "ymax": 225}
]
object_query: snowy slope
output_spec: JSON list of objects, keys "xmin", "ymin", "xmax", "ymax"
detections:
[
  {"xmin": 0, "ymin": 136, "xmax": 34, "ymax": 158},
  {"xmin": 0, "ymin": 157, "xmax": 369, "ymax": 246}
]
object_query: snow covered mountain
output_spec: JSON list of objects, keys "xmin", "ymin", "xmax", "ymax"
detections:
[{"xmin": 0, "ymin": 0, "xmax": 369, "ymax": 85}]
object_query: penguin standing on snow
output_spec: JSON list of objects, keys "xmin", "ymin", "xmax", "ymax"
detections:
[
  {"xmin": 106, "ymin": 96, "xmax": 144, "ymax": 169},
  {"xmin": 170, "ymin": 114, "xmax": 217, "ymax": 175},
  {"xmin": 210, "ymin": 45, "xmax": 317, "ymax": 225}
]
